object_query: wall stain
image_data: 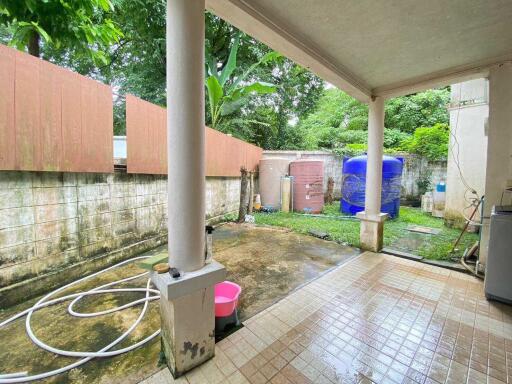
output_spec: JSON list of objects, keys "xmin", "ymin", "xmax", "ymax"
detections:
[{"xmin": 181, "ymin": 341, "xmax": 199, "ymax": 359}]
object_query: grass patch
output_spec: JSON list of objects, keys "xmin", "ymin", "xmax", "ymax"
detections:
[{"xmin": 253, "ymin": 202, "xmax": 478, "ymax": 261}]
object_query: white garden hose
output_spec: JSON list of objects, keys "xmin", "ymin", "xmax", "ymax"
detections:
[{"xmin": 0, "ymin": 256, "xmax": 161, "ymax": 383}]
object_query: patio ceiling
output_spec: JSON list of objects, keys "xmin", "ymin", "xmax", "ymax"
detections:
[{"xmin": 206, "ymin": 0, "xmax": 512, "ymax": 101}]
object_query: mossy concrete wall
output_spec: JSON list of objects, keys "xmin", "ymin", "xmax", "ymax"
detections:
[{"xmin": 0, "ymin": 172, "xmax": 243, "ymax": 306}]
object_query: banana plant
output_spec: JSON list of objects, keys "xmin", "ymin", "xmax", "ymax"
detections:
[{"xmin": 205, "ymin": 33, "xmax": 280, "ymax": 129}]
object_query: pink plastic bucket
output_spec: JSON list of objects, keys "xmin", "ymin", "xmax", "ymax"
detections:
[{"xmin": 214, "ymin": 281, "xmax": 241, "ymax": 317}]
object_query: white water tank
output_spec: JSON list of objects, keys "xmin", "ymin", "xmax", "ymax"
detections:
[
  {"xmin": 432, "ymin": 182, "xmax": 446, "ymax": 218},
  {"xmin": 259, "ymin": 158, "xmax": 290, "ymax": 209}
]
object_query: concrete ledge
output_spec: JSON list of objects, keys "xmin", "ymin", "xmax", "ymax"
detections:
[
  {"xmin": 382, "ymin": 247, "xmax": 424, "ymax": 261},
  {"xmin": 421, "ymin": 258, "xmax": 468, "ymax": 273},
  {"xmin": 382, "ymin": 248, "xmax": 471, "ymax": 274},
  {"xmin": 0, "ymin": 234, "xmax": 167, "ymax": 308},
  {"xmin": 356, "ymin": 211, "xmax": 389, "ymax": 223},
  {"xmin": 152, "ymin": 260, "xmax": 226, "ymax": 300}
]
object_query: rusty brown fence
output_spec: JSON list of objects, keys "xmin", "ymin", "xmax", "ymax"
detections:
[
  {"xmin": 126, "ymin": 94, "xmax": 263, "ymax": 176},
  {"xmin": 0, "ymin": 44, "xmax": 262, "ymax": 176},
  {"xmin": 0, "ymin": 44, "xmax": 113, "ymax": 173}
]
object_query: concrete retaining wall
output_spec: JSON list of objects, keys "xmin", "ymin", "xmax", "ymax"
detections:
[
  {"xmin": 0, "ymin": 171, "xmax": 242, "ymax": 306},
  {"xmin": 262, "ymin": 150, "xmax": 447, "ymax": 202},
  {"xmin": 400, "ymin": 156, "xmax": 447, "ymax": 202}
]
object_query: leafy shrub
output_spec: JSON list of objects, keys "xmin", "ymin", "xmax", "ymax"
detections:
[
  {"xmin": 332, "ymin": 144, "xmax": 366, "ymax": 157},
  {"xmin": 417, "ymin": 170, "xmax": 433, "ymax": 195},
  {"xmin": 346, "ymin": 115, "xmax": 368, "ymax": 131},
  {"xmin": 383, "ymin": 128, "xmax": 410, "ymax": 149},
  {"xmin": 337, "ymin": 129, "xmax": 368, "ymax": 144},
  {"xmin": 385, "ymin": 89, "xmax": 450, "ymax": 134},
  {"xmin": 401, "ymin": 123, "xmax": 449, "ymax": 161}
]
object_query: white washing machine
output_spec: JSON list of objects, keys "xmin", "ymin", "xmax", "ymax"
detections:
[{"xmin": 484, "ymin": 205, "xmax": 512, "ymax": 304}]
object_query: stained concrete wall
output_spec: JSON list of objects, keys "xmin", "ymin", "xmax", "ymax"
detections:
[
  {"xmin": 400, "ymin": 156, "xmax": 447, "ymax": 202},
  {"xmin": 0, "ymin": 171, "xmax": 243, "ymax": 306},
  {"xmin": 445, "ymin": 79, "xmax": 489, "ymax": 226},
  {"xmin": 262, "ymin": 150, "xmax": 446, "ymax": 201}
]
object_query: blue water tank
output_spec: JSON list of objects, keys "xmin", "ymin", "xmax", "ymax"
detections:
[{"xmin": 341, "ymin": 155, "xmax": 404, "ymax": 218}]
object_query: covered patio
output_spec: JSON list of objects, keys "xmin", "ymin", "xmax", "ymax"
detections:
[
  {"xmin": 146, "ymin": 0, "xmax": 512, "ymax": 381},
  {"xmin": 142, "ymin": 252, "xmax": 512, "ymax": 383},
  {"xmin": 2, "ymin": 1, "xmax": 512, "ymax": 383}
]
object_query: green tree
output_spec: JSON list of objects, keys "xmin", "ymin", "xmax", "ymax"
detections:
[
  {"xmin": 295, "ymin": 87, "xmax": 449, "ymax": 154},
  {"xmin": 205, "ymin": 33, "xmax": 279, "ymax": 129},
  {"xmin": 385, "ymin": 89, "xmax": 450, "ymax": 133},
  {"xmin": 0, "ymin": 0, "xmax": 122, "ymax": 64},
  {"xmin": 97, "ymin": 6, "xmax": 323, "ymax": 141},
  {"xmin": 401, "ymin": 123, "xmax": 450, "ymax": 161},
  {"xmin": 257, "ymin": 58, "xmax": 324, "ymax": 149},
  {"xmin": 296, "ymin": 89, "xmax": 368, "ymax": 149}
]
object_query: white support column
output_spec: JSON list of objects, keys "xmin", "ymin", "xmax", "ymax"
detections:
[
  {"xmin": 356, "ymin": 96, "xmax": 388, "ymax": 251},
  {"xmin": 479, "ymin": 63, "xmax": 512, "ymax": 269},
  {"xmin": 159, "ymin": 0, "xmax": 226, "ymax": 377},
  {"xmin": 167, "ymin": 0, "xmax": 205, "ymax": 272}
]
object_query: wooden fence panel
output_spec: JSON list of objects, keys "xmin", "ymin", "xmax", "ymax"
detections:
[
  {"xmin": 0, "ymin": 44, "xmax": 113, "ymax": 172},
  {"xmin": 0, "ymin": 44, "xmax": 15, "ymax": 169},
  {"xmin": 126, "ymin": 94, "xmax": 167, "ymax": 174},
  {"xmin": 80, "ymin": 77, "xmax": 113, "ymax": 173},
  {"xmin": 40, "ymin": 60, "xmax": 63, "ymax": 171},
  {"xmin": 246, "ymin": 143, "xmax": 263, "ymax": 173},
  {"xmin": 61, "ymin": 70, "xmax": 83, "ymax": 172},
  {"xmin": 15, "ymin": 50, "xmax": 41, "ymax": 171},
  {"xmin": 126, "ymin": 95, "xmax": 263, "ymax": 176}
]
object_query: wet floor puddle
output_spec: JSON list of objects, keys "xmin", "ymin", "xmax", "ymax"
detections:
[{"xmin": 0, "ymin": 223, "xmax": 359, "ymax": 383}]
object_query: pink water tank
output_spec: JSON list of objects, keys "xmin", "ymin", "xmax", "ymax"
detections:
[{"xmin": 290, "ymin": 159, "xmax": 324, "ymax": 213}]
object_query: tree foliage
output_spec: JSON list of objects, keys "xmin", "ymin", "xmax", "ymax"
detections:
[
  {"xmin": 205, "ymin": 33, "xmax": 280, "ymax": 128},
  {"xmin": 385, "ymin": 89, "xmax": 450, "ymax": 134},
  {"xmin": 401, "ymin": 123, "xmax": 450, "ymax": 161},
  {"xmin": 295, "ymin": 87, "xmax": 450, "ymax": 157},
  {"xmin": 0, "ymin": 0, "xmax": 122, "ymax": 63}
]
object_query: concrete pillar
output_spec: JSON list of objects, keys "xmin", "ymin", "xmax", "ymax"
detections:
[
  {"xmin": 356, "ymin": 96, "xmax": 388, "ymax": 251},
  {"xmin": 159, "ymin": 0, "xmax": 226, "ymax": 378},
  {"xmin": 479, "ymin": 63, "xmax": 512, "ymax": 268},
  {"xmin": 167, "ymin": 0, "xmax": 205, "ymax": 272}
]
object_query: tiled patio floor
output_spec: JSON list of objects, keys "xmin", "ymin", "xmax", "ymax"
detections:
[{"xmin": 140, "ymin": 252, "xmax": 512, "ymax": 384}]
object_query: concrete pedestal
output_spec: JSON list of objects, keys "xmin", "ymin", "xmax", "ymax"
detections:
[
  {"xmin": 357, "ymin": 212, "xmax": 388, "ymax": 252},
  {"xmin": 152, "ymin": 261, "xmax": 226, "ymax": 377}
]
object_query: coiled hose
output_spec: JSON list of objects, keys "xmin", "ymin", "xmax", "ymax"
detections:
[{"xmin": 0, "ymin": 256, "xmax": 161, "ymax": 383}]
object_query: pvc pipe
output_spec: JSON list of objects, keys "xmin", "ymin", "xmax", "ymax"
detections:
[{"xmin": 0, "ymin": 256, "xmax": 161, "ymax": 383}]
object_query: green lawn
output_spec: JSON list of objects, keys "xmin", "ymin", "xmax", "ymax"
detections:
[{"xmin": 251, "ymin": 202, "xmax": 478, "ymax": 261}]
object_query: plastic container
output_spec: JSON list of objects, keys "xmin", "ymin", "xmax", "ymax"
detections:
[
  {"xmin": 341, "ymin": 155, "xmax": 403, "ymax": 218},
  {"xmin": 280, "ymin": 176, "xmax": 292, "ymax": 212},
  {"xmin": 259, "ymin": 158, "xmax": 290, "ymax": 210},
  {"xmin": 214, "ymin": 281, "xmax": 241, "ymax": 317},
  {"xmin": 289, "ymin": 160, "xmax": 324, "ymax": 213},
  {"xmin": 254, "ymin": 194, "xmax": 261, "ymax": 210},
  {"xmin": 421, "ymin": 192, "xmax": 433, "ymax": 213},
  {"xmin": 432, "ymin": 182, "xmax": 446, "ymax": 218}
]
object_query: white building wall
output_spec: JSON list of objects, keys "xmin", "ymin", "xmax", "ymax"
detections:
[
  {"xmin": 479, "ymin": 64, "xmax": 512, "ymax": 267},
  {"xmin": 445, "ymin": 78, "xmax": 489, "ymax": 225}
]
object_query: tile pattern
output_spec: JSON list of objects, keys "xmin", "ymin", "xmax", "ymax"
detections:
[{"xmin": 140, "ymin": 252, "xmax": 512, "ymax": 384}]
